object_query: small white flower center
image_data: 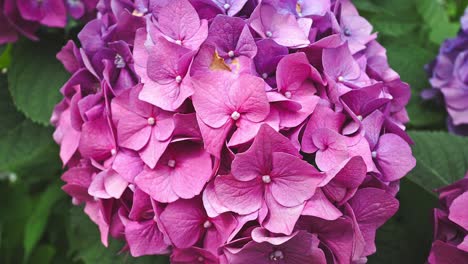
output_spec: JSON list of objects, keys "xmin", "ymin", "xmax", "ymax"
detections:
[
  {"xmin": 203, "ymin": 220, "xmax": 212, "ymax": 228},
  {"xmin": 356, "ymin": 115, "xmax": 363, "ymax": 121},
  {"xmin": 197, "ymin": 256, "xmax": 205, "ymax": 262},
  {"xmin": 337, "ymin": 76, "xmax": 345, "ymax": 82},
  {"xmin": 284, "ymin": 91, "xmax": 292, "ymax": 99},
  {"xmin": 132, "ymin": 9, "xmax": 145, "ymax": 17},
  {"xmin": 128, "ymin": 183, "xmax": 136, "ymax": 191},
  {"xmin": 265, "ymin": 31, "xmax": 273, "ymax": 38},
  {"xmin": 167, "ymin": 159, "xmax": 176, "ymax": 168},
  {"xmin": 269, "ymin": 250, "xmax": 284, "ymax": 261},
  {"xmin": 114, "ymin": 54, "xmax": 125, "ymax": 68},
  {"xmin": 111, "ymin": 148, "xmax": 117, "ymax": 156},
  {"xmin": 223, "ymin": 3, "xmax": 230, "ymax": 10},
  {"xmin": 262, "ymin": 73, "xmax": 268, "ymax": 79},
  {"xmin": 147, "ymin": 117, "xmax": 155, "ymax": 126},
  {"xmin": 175, "ymin": 75, "xmax": 182, "ymax": 83},
  {"xmin": 371, "ymin": 151, "xmax": 377, "ymax": 159},
  {"xmin": 262, "ymin": 175, "xmax": 271, "ymax": 184},
  {"xmin": 228, "ymin": 50, "xmax": 235, "ymax": 58},
  {"xmin": 231, "ymin": 111, "xmax": 241, "ymax": 120},
  {"xmin": 1, "ymin": 68, "xmax": 7, "ymax": 74}
]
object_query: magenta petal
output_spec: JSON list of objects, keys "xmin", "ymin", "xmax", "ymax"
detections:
[
  {"xmin": 214, "ymin": 174, "xmax": 263, "ymax": 215},
  {"xmin": 323, "ymin": 44, "xmax": 360, "ymax": 82},
  {"xmin": 112, "ymin": 150, "xmax": 144, "ymax": 183},
  {"xmin": 232, "ymin": 124, "xmax": 300, "ymax": 181},
  {"xmin": 349, "ymin": 188, "xmax": 399, "ymax": 256},
  {"xmin": 79, "ymin": 117, "xmax": 115, "ymax": 161},
  {"xmin": 139, "ymin": 133, "xmax": 171, "ymax": 169},
  {"xmin": 251, "ymin": 227, "xmax": 298, "ymax": 245},
  {"xmin": 302, "ymin": 189, "xmax": 342, "ymax": 220},
  {"xmin": 125, "ymin": 220, "xmax": 169, "ymax": 257},
  {"xmin": 202, "ymin": 181, "xmax": 230, "ymax": 218},
  {"xmin": 88, "ymin": 171, "xmax": 111, "ymax": 199},
  {"xmin": 171, "ymin": 247, "xmax": 219, "ymax": 264},
  {"xmin": 448, "ymin": 192, "xmax": 468, "ymax": 230},
  {"xmin": 160, "ymin": 198, "xmax": 205, "ymax": 248},
  {"xmin": 429, "ymin": 241, "xmax": 468, "ymax": 264},
  {"xmin": 192, "ymin": 73, "xmax": 234, "ymax": 128},
  {"xmin": 168, "ymin": 142, "xmax": 213, "ymax": 199},
  {"xmin": 374, "ymin": 133, "xmax": 416, "ymax": 181},
  {"xmin": 270, "ymin": 152, "xmax": 322, "ymax": 207},
  {"xmin": 103, "ymin": 170, "xmax": 128, "ymax": 199},
  {"xmin": 84, "ymin": 201, "xmax": 109, "ymax": 247},
  {"xmin": 134, "ymin": 166, "xmax": 179, "ymax": 203},
  {"xmin": 263, "ymin": 191, "xmax": 304, "ymax": 235},
  {"xmin": 158, "ymin": 0, "xmax": 201, "ymax": 40}
]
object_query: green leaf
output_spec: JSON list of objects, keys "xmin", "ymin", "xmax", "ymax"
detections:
[
  {"xmin": 8, "ymin": 37, "xmax": 69, "ymax": 126},
  {"xmin": 0, "ymin": 120, "xmax": 55, "ymax": 172},
  {"xmin": 28, "ymin": 244, "xmax": 56, "ymax": 264},
  {"xmin": 417, "ymin": 0, "xmax": 460, "ymax": 44},
  {"xmin": 369, "ymin": 178, "xmax": 437, "ymax": 263},
  {"xmin": 384, "ymin": 42, "xmax": 446, "ymax": 129},
  {"xmin": 0, "ymin": 183, "xmax": 33, "ymax": 264},
  {"xmin": 0, "ymin": 70, "xmax": 60, "ymax": 174},
  {"xmin": 353, "ymin": 0, "xmax": 384, "ymax": 13},
  {"xmin": 0, "ymin": 44, "xmax": 11, "ymax": 69},
  {"xmin": 406, "ymin": 131, "xmax": 468, "ymax": 195},
  {"xmin": 68, "ymin": 207, "xmax": 170, "ymax": 264},
  {"xmin": 24, "ymin": 182, "xmax": 65, "ymax": 260},
  {"xmin": 0, "ymin": 73, "xmax": 24, "ymax": 138}
]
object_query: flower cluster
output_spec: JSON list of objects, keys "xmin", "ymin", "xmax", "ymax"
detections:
[
  {"xmin": 423, "ymin": 8, "xmax": 468, "ymax": 136},
  {"xmin": 428, "ymin": 171, "xmax": 468, "ymax": 263},
  {"xmin": 0, "ymin": 0, "xmax": 97, "ymax": 44},
  {"xmin": 52, "ymin": 0, "xmax": 416, "ymax": 263}
]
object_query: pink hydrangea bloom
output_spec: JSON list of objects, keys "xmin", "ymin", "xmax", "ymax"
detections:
[
  {"xmin": 52, "ymin": 0, "xmax": 415, "ymax": 262},
  {"xmin": 0, "ymin": 0, "xmax": 97, "ymax": 44},
  {"xmin": 428, "ymin": 172, "xmax": 468, "ymax": 264}
]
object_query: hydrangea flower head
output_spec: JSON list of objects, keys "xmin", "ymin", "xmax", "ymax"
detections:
[
  {"xmin": 423, "ymin": 8, "xmax": 468, "ymax": 135},
  {"xmin": 0, "ymin": 0, "xmax": 97, "ymax": 44},
  {"xmin": 428, "ymin": 171, "xmax": 468, "ymax": 263},
  {"xmin": 53, "ymin": 0, "xmax": 416, "ymax": 262}
]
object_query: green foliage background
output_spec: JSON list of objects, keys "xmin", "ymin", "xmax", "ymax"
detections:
[{"xmin": 0, "ymin": 0, "xmax": 467, "ymax": 263}]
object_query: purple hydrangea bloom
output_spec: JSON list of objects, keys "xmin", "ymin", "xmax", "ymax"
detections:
[
  {"xmin": 428, "ymin": 171, "xmax": 468, "ymax": 263},
  {"xmin": 52, "ymin": 0, "xmax": 416, "ymax": 262},
  {"xmin": 423, "ymin": 8, "xmax": 468, "ymax": 135},
  {"xmin": 0, "ymin": 0, "xmax": 97, "ymax": 44}
]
